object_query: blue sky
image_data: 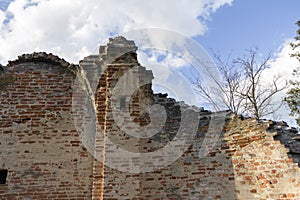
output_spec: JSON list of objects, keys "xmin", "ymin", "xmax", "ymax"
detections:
[
  {"xmin": 0, "ymin": 0, "xmax": 299, "ymax": 125},
  {"xmin": 0, "ymin": 0, "xmax": 10, "ymax": 11},
  {"xmin": 197, "ymin": 0, "xmax": 300, "ymax": 59}
]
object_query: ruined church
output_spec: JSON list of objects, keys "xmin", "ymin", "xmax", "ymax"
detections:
[{"xmin": 0, "ymin": 37, "xmax": 300, "ymax": 199}]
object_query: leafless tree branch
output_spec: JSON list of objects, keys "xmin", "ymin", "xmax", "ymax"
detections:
[{"xmin": 192, "ymin": 48, "xmax": 287, "ymax": 120}]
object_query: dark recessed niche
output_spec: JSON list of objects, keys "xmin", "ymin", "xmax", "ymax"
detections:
[
  {"xmin": 120, "ymin": 96, "xmax": 126, "ymax": 110},
  {"xmin": 0, "ymin": 169, "xmax": 8, "ymax": 184}
]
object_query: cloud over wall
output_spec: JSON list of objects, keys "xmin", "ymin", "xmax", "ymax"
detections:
[{"xmin": 0, "ymin": 0, "xmax": 233, "ymax": 64}]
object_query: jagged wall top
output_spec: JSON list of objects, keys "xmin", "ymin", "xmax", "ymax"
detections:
[
  {"xmin": 5, "ymin": 52, "xmax": 78, "ymax": 75},
  {"xmin": 99, "ymin": 36, "xmax": 138, "ymax": 63}
]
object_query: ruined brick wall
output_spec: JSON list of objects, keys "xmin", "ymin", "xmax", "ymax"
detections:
[
  {"xmin": 95, "ymin": 37, "xmax": 156, "ymax": 199},
  {"xmin": 227, "ymin": 117, "xmax": 300, "ymax": 199},
  {"xmin": 92, "ymin": 37, "xmax": 300, "ymax": 199},
  {"xmin": 0, "ymin": 54, "xmax": 95, "ymax": 199},
  {"xmin": 1, "ymin": 38, "xmax": 300, "ymax": 200},
  {"xmin": 137, "ymin": 99, "xmax": 237, "ymax": 199}
]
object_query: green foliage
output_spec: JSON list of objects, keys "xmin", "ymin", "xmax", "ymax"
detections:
[
  {"xmin": 291, "ymin": 20, "xmax": 300, "ymax": 57},
  {"xmin": 285, "ymin": 68, "xmax": 300, "ymax": 125},
  {"xmin": 285, "ymin": 20, "xmax": 300, "ymax": 125}
]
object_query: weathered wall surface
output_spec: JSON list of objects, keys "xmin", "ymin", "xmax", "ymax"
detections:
[
  {"xmin": 0, "ymin": 38, "xmax": 300, "ymax": 200},
  {"xmin": 227, "ymin": 117, "xmax": 300, "ymax": 200},
  {"xmin": 138, "ymin": 99, "xmax": 237, "ymax": 200},
  {"xmin": 93, "ymin": 37, "xmax": 300, "ymax": 200},
  {"xmin": 0, "ymin": 54, "xmax": 95, "ymax": 199}
]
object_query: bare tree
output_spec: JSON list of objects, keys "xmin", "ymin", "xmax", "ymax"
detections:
[
  {"xmin": 193, "ymin": 49, "xmax": 287, "ymax": 120},
  {"xmin": 192, "ymin": 53, "xmax": 244, "ymax": 114}
]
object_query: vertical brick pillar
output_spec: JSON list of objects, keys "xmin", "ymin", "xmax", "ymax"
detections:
[
  {"xmin": 80, "ymin": 56, "xmax": 105, "ymax": 200},
  {"xmin": 97, "ymin": 37, "xmax": 154, "ymax": 199}
]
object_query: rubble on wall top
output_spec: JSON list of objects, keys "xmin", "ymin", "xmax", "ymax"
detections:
[
  {"xmin": 293, "ymin": 135, "xmax": 300, "ymax": 141},
  {"xmin": 153, "ymin": 93, "xmax": 217, "ymax": 114},
  {"xmin": 268, "ymin": 120, "xmax": 298, "ymax": 134},
  {"xmin": 7, "ymin": 52, "xmax": 78, "ymax": 75},
  {"xmin": 269, "ymin": 120, "xmax": 300, "ymax": 166},
  {"xmin": 108, "ymin": 36, "xmax": 136, "ymax": 47},
  {"xmin": 0, "ymin": 64, "xmax": 4, "ymax": 72}
]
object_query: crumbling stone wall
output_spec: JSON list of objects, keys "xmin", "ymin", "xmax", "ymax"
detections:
[
  {"xmin": 226, "ymin": 117, "xmax": 300, "ymax": 199},
  {"xmin": 0, "ymin": 54, "xmax": 95, "ymax": 199},
  {"xmin": 1, "ymin": 38, "xmax": 300, "ymax": 200},
  {"xmin": 272, "ymin": 121, "xmax": 300, "ymax": 167}
]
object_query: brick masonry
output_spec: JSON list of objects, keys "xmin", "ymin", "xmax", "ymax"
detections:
[
  {"xmin": 0, "ymin": 37, "xmax": 300, "ymax": 199},
  {"xmin": 0, "ymin": 55, "xmax": 95, "ymax": 199}
]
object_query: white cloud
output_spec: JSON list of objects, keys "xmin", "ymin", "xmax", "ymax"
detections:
[
  {"xmin": 268, "ymin": 40, "xmax": 299, "ymax": 78},
  {"xmin": 264, "ymin": 40, "xmax": 300, "ymax": 126},
  {"xmin": 209, "ymin": 0, "xmax": 232, "ymax": 12},
  {"xmin": 0, "ymin": 10, "xmax": 4, "ymax": 24},
  {"xmin": 0, "ymin": 0, "xmax": 233, "ymax": 64}
]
